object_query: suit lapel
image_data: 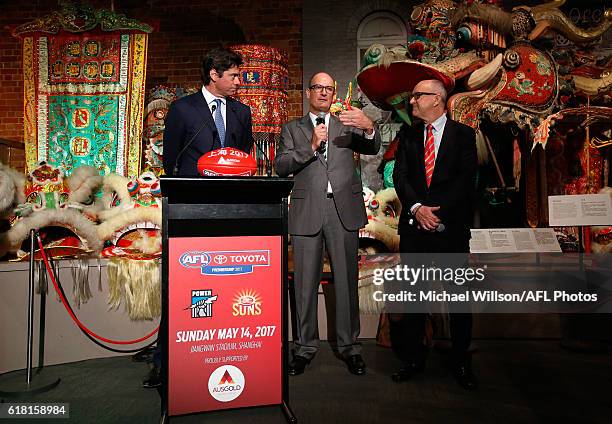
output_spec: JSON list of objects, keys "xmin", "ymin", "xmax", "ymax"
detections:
[
  {"xmin": 414, "ymin": 122, "xmax": 426, "ymax": 178},
  {"xmin": 327, "ymin": 115, "xmax": 342, "ymax": 164},
  {"xmin": 192, "ymin": 92, "xmax": 216, "ymax": 131},
  {"xmin": 432, "ymin": 118, "xmax": 453, "ymax": 184},
  {"xmin": 191, "ymin": 92, "xmax": 219, "ymax": 148},
  {"xmin": 297, "ymin": 114, "xmax": 327, "ymax": 166},
  {"xmin": 297, "ymin": 114, "xmax": 313, "ymax": 143},
  {"xmin": 225, "ymin": 98, "xmax": 238, "ymax": 148}
]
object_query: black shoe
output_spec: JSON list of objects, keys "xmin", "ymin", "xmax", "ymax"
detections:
[
  {"xmin": 391, "ymin": 361, "xmax": 424, "ymax": 383},
  {"xmin": 142, "ymin": 365, "xmax": 161, "ymax": 388},
  {"xmin": 288, "ymin": 355, "xmax": 310, "ymax": 376},
  {"xmin": 343, "ymin": 354, "xmax": 366, "ymax": 376},
  {"xmin": 453, "ymin": 364, "xmax": 478, "ymax": 390},
  {"xmin": 132, "ymin": 346, "xmax": 156, "ymax": 363}
]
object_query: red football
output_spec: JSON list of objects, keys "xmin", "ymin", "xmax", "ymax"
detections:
[{"xmin": 197, "ymin": 147, "xmax": 257, "ymax": 176}]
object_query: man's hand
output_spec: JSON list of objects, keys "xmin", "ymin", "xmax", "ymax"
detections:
[
  {"xmin": 311, "ymin": 123, "xmax": 327, "ymax": 152},
  {"xmin": 338, "ymin": 109, "xmax": 374, "ymax": 134},
  {"xmin": 415, "ymin": 205, "xmax": 441, "ymax": 231}
]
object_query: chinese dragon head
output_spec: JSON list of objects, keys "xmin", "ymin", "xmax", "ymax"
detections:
[
  {"xmin": 96, "ymin": 170, "xmax": 162, "ymax": 320},
  {"xmin": 4, "ymin": 161, "xmax": 102, "ymax": 261}
]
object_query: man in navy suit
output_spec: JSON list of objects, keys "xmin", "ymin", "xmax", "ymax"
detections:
[
  {"xmin": 162, "ymin": 47, "xmax": 253, "ymax": 176},
  {"xmin": 391, "ymin": 78, "xmax": 478, "ymax": 390},
  {"xmin": 144, "ymin": 48, "xmax": 253, "ymax": 389}
]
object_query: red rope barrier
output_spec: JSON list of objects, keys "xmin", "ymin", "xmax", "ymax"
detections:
[{"xmin": 37, "ymin": 235, "xmax": 159, "ymax": 345}]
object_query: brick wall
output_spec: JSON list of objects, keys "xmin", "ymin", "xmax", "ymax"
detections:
[
  {"xmin": 0, "ymin": 0, "xmax": 303, "ymax": 171},
  {"xmin": 303, "ymin": 0, "xmax": 413, "ymax": 113}
]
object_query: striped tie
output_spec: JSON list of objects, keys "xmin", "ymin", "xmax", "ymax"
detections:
[
  {"xmin": 213, "ymin": 98, "xmax": 225, "ymax": 147},
  {"xmin": 424, "ymin": 124, "xmax": 435, "ymax": 187}
]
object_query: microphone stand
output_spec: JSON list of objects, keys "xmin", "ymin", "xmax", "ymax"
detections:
[
  {"xmin": 231, "ymin": 104, "xmax": 273, "ymax": 177},
  {"xmin": 172, "ymin": 105, "xmax": 218, "ymax": 176},
  {"xmin": 254, "ymin": 137, "xmax": 273, "ymax": 177}
]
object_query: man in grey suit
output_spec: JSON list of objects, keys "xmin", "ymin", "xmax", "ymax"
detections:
[{"xmin": 275, "ymin": 72, "xmax": 381, "ymax": 376}]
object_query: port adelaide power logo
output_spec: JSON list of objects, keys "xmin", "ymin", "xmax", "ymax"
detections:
[
  {"xmin": 179, "ymin": 250, "xmax": 270, "ymax": 275},
  {"xmin": 186, "ymin": 290, "xmax": 217, "ymax": 318}
]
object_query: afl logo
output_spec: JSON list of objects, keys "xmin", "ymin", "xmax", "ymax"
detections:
[{"xmin": 179, "ymin": 251, "xmax": 211, "ymax": 268}]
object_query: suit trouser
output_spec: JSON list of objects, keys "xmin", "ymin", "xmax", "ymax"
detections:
[
  {"xmin": 291, "ymin": 197, "xmax": 361, "ymax": 360},
  {"xmin": 390, "ymin": 231, "xmax": 472, "ymax": 364}
]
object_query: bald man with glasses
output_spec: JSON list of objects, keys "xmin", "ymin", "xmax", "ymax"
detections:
[
  {"xmin": 391, "ymin": 79, "xmax": 479, "ymax": 390},
  {"xmin": 275, "ymin": 72, "xmax": 380, "ymax": 376}
]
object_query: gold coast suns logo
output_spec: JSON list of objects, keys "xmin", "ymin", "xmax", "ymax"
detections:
[{"xmin": 232, "ymin": 289, "xmax": 262, "ymax": 317}]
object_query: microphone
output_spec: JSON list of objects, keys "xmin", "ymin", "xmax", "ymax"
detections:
[
  {"xmin": 231, "ymin": 105, "xmax": 273, "ymax": 177},
  {"xmin": 315, "ymin": 112, "xmax": 325, "ymax": 125},
  {"xmin": 172, "ymin": 103, "xmax": 218, "ymax": 176},
  {"xmin": 316, "ymin": 112, "xmax": 326, "ymax": 154}
]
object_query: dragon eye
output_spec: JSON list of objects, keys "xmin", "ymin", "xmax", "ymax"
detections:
[
  {"xmin": 150, "ymin": 181, "xmax": 161, "ymax": 195},
  {"xmin": 110, "ymin": 193, "xmax": 121, "ymax": 208},
  {"xmin": 127, "ymin": 180, "xmax": 139, "ymax": 194},
  {"xmin": 383, "ymin": 205, "xmax": 396, "ymax": 218},
  {"xmin": 58, "ymin": 192, "xmax": 70, "ymax": 205}
]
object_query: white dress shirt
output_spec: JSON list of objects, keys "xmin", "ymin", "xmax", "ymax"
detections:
[{"xmin": 202, "ymin": 86, "xmax": 226, "ymax": 128}]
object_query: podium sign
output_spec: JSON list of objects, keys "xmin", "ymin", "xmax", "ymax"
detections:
[
  {"xmin": 160, "ymin": 176, "xmax": 295, "ymax": 422},
  {"xmin": 168, "ymin": 235, "xmax": 282, "ymax": 414}
]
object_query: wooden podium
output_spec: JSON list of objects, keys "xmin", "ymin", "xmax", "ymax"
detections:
[{"xmin": 160, "ymin": 176, "xmax": 295, "ymax": 422}]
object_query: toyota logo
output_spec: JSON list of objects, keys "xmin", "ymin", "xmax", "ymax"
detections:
[{"xmin": 214, "ymin": 255, "xmax": 228, "ymax": 265}]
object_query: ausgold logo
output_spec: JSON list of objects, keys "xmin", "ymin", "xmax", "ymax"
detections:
[{"xmin": 208, "ymin": 365, "xmax": 245, "ymax": 402}]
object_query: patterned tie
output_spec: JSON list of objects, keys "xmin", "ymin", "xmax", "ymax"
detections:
[
  {"xmin": 424, "ymin": 124, "xmax": 435, "ymax": 187},
  {"xmin": 315, "ymin": 115, "xmax": 327, "ymax": 158},
  {"xmin": 319, "ymin": 137, "xmax": 327, "ymax": 159},
  {"xmin": 213, "ymin": 98, "xmax": 226, "ymax": 147}
]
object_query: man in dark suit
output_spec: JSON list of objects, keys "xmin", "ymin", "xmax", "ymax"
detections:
[
  {"xmin": 391, "ymin": 78, "xmax": 478, "ymax": 390},
  {"xmin": 275, "ymin": 72, "xmax": 380, "ymax": 376},
  {"xmin": 162, "ymin": 47, "xmax": 253, "ymax": 176},
  {"xmin": 144, "ymin": 48, "xmax": 253, "ymax": 389}
]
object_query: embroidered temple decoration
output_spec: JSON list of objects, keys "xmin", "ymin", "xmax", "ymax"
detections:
[
  {"xmin": 13, "ymin": 2, "xmax": 152, "ymax": 178},
  {"xmin": 229, "ymin": 44, "xmax": 289, "ymax": 175},
  {"xmin": 356, "ymin": 0, "xmax": 611, "ymax": 248},
  {"xmin": 96, "ymin": 171, "xmax": 162, "ymax": 320}
]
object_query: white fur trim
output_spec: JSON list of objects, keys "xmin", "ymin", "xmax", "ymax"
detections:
[
  {"xmin": 97, "ymin": 207, "xmax": 162, "ymax": 241},
  {"xmin": 67, "ymin": 166, "xmax": 103, "ymax": 204},
  {"xmin": 98, "ymin": 173, "xmax": 132, "ymax": 211},
  {"xmin": 6, "ymin": 209, "xmax": 102, "ymax": 252}
]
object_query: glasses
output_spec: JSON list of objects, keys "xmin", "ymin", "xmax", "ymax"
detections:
[
  {"xmin": 309, "ymin": 84, "xmax": 335, "ymax": 94},
  {"xmin": 411, "ymin": 92, "xmax": 438, "ymax": 100}
]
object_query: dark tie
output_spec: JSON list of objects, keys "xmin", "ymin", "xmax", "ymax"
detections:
[
  {"xmin": 315, "ymin": 116, "xmax": 327, "ymax": 158},
  {"xmin": 424, "ymin": 124, "xmax": 435, "ymax": 187},
  {"xmin": 213, "ymin": 98, "xmax": 225, "ymax": 147}
]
